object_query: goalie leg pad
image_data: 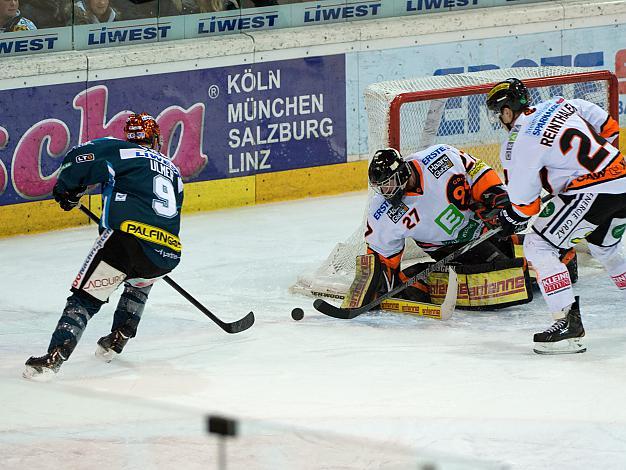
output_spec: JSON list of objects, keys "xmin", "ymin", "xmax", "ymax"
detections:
[
  {"xmin": 428, "ymin": 257, "xmax": 532, "ymax": 310},
  {"xmin": 341, "ymin": 254, "xmax": 382, "ymax": 309}
]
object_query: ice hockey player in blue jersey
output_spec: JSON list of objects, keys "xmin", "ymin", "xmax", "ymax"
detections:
[{"xmin": 23, "ymin": 113, "xmax": 184, "ymax": 380}]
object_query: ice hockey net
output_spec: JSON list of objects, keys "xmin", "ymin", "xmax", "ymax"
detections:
[{"xmin": 291, "ymin": 67, "xmax": 619, "ymax": 299}]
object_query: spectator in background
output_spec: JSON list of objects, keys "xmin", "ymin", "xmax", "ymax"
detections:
[
  {"xmin": 20, "ymin": 0, "xmax": 71, "ymax": 29},
  {"xmin": 110, "ymin": 0, "xmax": 156, "ymax": 20},
  {"xmin": 241, "ymin": 0, "xmax": 277, "ymax": 7},
  {"xmin": 74, "ymin": 0, "xmax": 120, "ymax": 23},
  {"xmin": 195, "ymin": 0, "xmax": 239, "ymax": 12},
  {"xmin": 159, "ymin": 0, "xmax": 198, "ymax": 16},
  {"xmin": 0, "ymin": 0, "xmax": 36, "ymax": 32}
]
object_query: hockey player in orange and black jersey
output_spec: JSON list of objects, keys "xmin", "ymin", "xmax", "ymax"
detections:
[
  {"xmin": 23, "ymin": 113, "xmax": 184, "ymax": 380},
  {"xmin": 487, "ymin": 77, "xmax": 625, "ymax": 355},
  {"xmin": 346, "ymin": 146, "xmax": 534, "ymax": 312}
]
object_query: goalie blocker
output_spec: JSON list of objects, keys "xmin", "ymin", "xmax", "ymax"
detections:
[{"xmin": 342, "ymin": 236, "xmax": 578, "ymax": 311}]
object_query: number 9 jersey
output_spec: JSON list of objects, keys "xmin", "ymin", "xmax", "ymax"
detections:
[
  {"xmin": 365, "ymin": 144, "xmax": 502, "ymax": 260},
  {"xmin": 55, "ymin": 137, "xmax": 184, "ymax": 270},
  {"xmin": 500, "ymin": 97, "xmax": 622, "ymax": 219}
]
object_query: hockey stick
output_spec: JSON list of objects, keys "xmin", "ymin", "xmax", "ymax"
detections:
[
  {"xmin": 313, "ymin": 227, "xmax": 501, "ymax": 319},
  {"xmin": 78, "ymin": 204, "xmax": 255, "ymax": 334},
  {"xmin": 311, "ymin": 267, "xmax": 458, "ymax": 320}
]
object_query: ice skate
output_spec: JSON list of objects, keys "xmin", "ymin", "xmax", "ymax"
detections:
[
  {"xmin": 533, "ymin": 296, "xmax": 586, "ymax": 355},
  {"xmin": 23, "ymin": 348, "xmax": 66, "ymax": 381},
  {"xmin": 95, "ymin": 330, "xmax": 130, "ymax": 363}
]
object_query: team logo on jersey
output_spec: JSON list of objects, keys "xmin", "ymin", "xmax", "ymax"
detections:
[
  {"xmin": 435, "ymin": 204, "xmax": 464, "ymax": 235},
  {"xmin": 612, "ymin": 224, "xmax": 626, "ymax": 239},
  {"xmin": 75, "ymin": 153, "xmax": 95, "ymax": 163},
  {"xmin": 539, "ymin": 201, "xmax": 555, "ymax": 217},
  {"xmin": 421, "ymin": 146, "xmax": 447, "ymax": 165},
  {"xmin": 427, "ymin": 155, "xmax": 453, "ymax": 179},
  {"xmin": 373, "ymin": 200, "xmax": 390, "ymax": 220},
  {"xmin": 467, "ymin": 159, "xmax": 487, "ymax": 178},
  {"xmin": 453, "ymin": 219, "xmax": 480, "ymax": 243},
  {"xmin": 446, "ymin": 174, "xmax": 471, "ymax": 210},
  {"xmin": 505, "ymin": 125, "xmax": 521, "ymax": 160},
  {"xmin": 120, "ymin": 220, "xmax": 182, "ymax": 252},
  {"xmin": 387, "ymin": 202, "xmax": 408, "ymax": 223}
]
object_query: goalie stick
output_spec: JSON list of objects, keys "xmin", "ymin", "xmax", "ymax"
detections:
[
  {"xmin": 313, "ymin": 227, "xmax": 501, "ymax": 320},
  {"xmin": 78, "ymin": 204, "xmax": 255, "ymax": 334}
]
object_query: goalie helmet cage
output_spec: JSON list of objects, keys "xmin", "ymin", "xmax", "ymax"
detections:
[{"xmin": 291, "ymin": 67, "xmax": 619, "ymax": 299}]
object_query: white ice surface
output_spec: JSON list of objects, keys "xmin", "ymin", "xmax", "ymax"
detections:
[{"xmin": 2, "ymin": 191, "xmax": 626, "ymax": 469}]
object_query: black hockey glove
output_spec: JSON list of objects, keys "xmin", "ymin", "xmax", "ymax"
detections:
[
  {"xmin": 498, "ymin": 205, "xmax": 530, "ymax": 237},
  {"xmin": 53, "ymin": 184, "xmax": 87, "ymax": 211},
  {"xmin": 470, "ymin": 185, "xmax": 510, "ymax": 229},
  {"xmin": 482, "ymin": 185, "xmax": 510, "ymax": 211}
]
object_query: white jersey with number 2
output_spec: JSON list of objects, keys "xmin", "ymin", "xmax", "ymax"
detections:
[{"xmin": 500, "ymin": 97, "xmax": 623, "ymax": 218}]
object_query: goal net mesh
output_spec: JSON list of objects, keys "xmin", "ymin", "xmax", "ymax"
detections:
[{"xmin": 291, "ymin": 67, "xmax": 616, "ymax": 299}]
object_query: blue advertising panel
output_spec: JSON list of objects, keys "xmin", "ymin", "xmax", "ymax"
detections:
[
  {"xmin": 0, "ymin": 55, "xmax": 346, "ymax": 205},
  {"xmin": 185, "ymin": 7, "xmax": 284, "ymax": 37},
  {"xmin": 294, "ymin": 1, "xmax": 387, "ymax": 25},
  {"xmin": 398, "ymin": 0, "xmax": 545, "ymax": 15},
  {"xmin": 0, "ymin": 26, "xmax": 72, "ymax": 56},
  {"xmin": 73, "ymin": 17, "xmax": 183, "ymax": 49},
  {"xmin": 0, "ymin": 0, "xmax": 554, "ymax": 56}
]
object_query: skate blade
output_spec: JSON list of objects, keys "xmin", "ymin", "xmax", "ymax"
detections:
[
  {"xmin": 95, "ymin": 344, "xmax": 117, "ymax": 363},
  {"xmin": 533, "ymin": 338, "xmax": 587, "ymax": 355},
  {"xmin": 22, "ymin": 365, "xmax": 56, "ymax": 382}
]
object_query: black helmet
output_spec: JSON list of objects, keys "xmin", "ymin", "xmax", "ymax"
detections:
[
  {"xmin": 486, "ymin": 78, "xmax": 530, "ymax": 117},
  {"xmin": 368, "ymin": 148, "xmax": 411, "ymax": 206}
]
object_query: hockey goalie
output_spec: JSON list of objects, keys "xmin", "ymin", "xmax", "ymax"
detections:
[{"xmin": 342, "ymin": 146, "xmax": 552, "ymax": 313}]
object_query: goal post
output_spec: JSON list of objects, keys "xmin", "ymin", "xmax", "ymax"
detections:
[
  {"xmin": 291, "ymin": 67, "xmax": 619, "ymax": 299},
  {"xmin": 369, "ymin": 67, "xmax": 618, "ymax": 176}
]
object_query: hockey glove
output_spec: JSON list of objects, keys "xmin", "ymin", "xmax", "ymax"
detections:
[
  {"xmin": 53, "ymin": 184, "xmax": 87, "ymax": 211},
  {"xmin": 481, "ymin": 185, "xmax": 510, "ymax": 211},
  {"xmin": 471, "ymin": 202, "xmax": 501, "ymax": 229},
  {"xmin": 470, "ymin": 185, "xmax": 510, "ymax": 229},
  {"xmin": 498, "ymin": 205, "xmax": 530, "ymax": 237}
]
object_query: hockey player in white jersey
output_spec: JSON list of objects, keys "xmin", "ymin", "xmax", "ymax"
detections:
[
  {"xmin": 487, "ymin": 77, "xmax": 624, "ymax": 354},
  {"xmin": 345, "ymin": 146, "xmax": 534, "ymax": 312}
]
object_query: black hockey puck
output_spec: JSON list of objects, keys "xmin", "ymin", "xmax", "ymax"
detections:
[{"xmin": 291, "ymin": 308, "xmax": 304, "ymax": 321}]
